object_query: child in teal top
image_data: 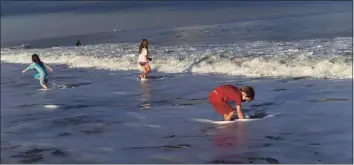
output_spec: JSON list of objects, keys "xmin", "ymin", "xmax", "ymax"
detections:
[{"xmin": 22, "ymin": 54, "xmax": 54, "ymax": 89}]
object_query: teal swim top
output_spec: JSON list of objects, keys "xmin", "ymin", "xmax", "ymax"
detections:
[{"xmin": 25, "ymin": 62, "xmax": 48, "ymax": 75}]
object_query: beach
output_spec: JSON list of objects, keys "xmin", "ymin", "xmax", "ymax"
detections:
[{"xmin": 1, "ymin": 1, "xmax": 352, "ymax": 163}]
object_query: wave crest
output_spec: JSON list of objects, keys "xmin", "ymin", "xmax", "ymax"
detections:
[{"xmin": 1, "ymin": 38, "xmax": 352, "ymax": 79}]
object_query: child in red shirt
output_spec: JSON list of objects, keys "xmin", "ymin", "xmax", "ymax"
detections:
[{"xmin": 209, "ymin": 85, "xmax": 255, "ymax": 121}]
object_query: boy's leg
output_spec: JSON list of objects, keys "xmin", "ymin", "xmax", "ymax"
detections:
[
  {"xmin": 209, "ymin": 93, "xmax": 234, "ymax": 121},
  {"xmin": 224, "ymin": 111, "xmax": 235, "ymax": 121},
  {"xmin": 218, "ymin": 101, "xmax": 234, "ymax": 121}
]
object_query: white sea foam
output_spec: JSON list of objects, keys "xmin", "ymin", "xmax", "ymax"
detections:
[
  {"xmin": 44, "ymin": 104, "xmax": 59, "ymax": 109},
  {"xmin": 1, "ymin": 37, "xmax": 352, "ymax": 79}
]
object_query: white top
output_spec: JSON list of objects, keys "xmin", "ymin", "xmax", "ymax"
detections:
[{"xmin": 138, "ymin": 48, "xmax": 147, "ymax": 63}]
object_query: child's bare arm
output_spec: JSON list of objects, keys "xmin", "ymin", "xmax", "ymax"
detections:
[{"xmin": 236, "ymin": 105, "xmax": 244, "ymax": 119}]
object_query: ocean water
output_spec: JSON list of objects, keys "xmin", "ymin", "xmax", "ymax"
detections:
[{"xmin": 1, "ymin": 1, "xmax": 353, "ymax": 164}]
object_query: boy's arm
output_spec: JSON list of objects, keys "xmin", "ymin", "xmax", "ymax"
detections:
[
  {"xmin": 45, "ymin": 64, "xmax": 54, "ymax": 72},
  {"xmin": 236, "ymin": 105, "xmax": 244, "ymax": 119},
  {"xmin": 229, "ymin": 90, "xmax": 244, "ymax": 119}
]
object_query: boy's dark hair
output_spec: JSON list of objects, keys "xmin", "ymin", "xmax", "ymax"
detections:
[{"xmin": 241, "ymin": 86, "xmax": 255, "ymax": 100}]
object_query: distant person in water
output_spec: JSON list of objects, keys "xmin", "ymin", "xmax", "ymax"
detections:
[
  {"xmin": 76, "ymin": 40, "xmax": 82, "ymax": 47},
  {"xmin": 22, "ymin": 54, "xmax": 54, "ymax": 89},
  {"xmin": 138, "ymin": 39, "xmax": 152, "ymax": 80},
  {"xmin": 209, "ymin": 85, "xmax": 255, "ymax": 121}
]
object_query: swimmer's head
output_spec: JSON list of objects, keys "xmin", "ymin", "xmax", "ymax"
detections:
[
  {"xmin": 139, "ymin": 39, "xmax": 149, "ymax": 53},
  {"xmin": 32, "ymin": 54, "xmax": 42, "ymax": 63},
  {"xmin": 240, "ymin": 86, "xmax": 255, "ymax": 103}
]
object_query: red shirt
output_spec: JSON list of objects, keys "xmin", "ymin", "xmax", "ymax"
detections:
[{"xmin": 214, "ymin": 85, "xmax": 242, "ymax": 106}]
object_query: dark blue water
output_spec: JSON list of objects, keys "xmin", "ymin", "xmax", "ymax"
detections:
[
  {"xmin": 2, "ymin": 1, "xmax": 346, "ymax": 17},
  {"xmin": 1, "ymin": 1, "xmax": 352, "ymax": 48}
]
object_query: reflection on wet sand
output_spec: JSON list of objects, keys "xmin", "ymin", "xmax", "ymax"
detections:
[
  {"xmin": 210, "ymin": 122, "xmax": 280, "ymax": 163},
  {"xmin": 212, "ymin": 122, "xmax": 246, "ymax": 162},
  {"xmin": 140, "ymin": 81, "xmax": 152, "ymax": 110}
]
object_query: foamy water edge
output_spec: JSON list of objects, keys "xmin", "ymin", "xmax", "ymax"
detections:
[{"xmin": 1, "ymin": 37, "xmax": 352, "ymax": 79}]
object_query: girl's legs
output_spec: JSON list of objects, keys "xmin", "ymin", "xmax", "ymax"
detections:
[
  {"xmin": 143, "ymin": 63, "xmax": 151, "ymax": 79},
  {"xmin": 41, "ymin": 83, "xmax": 48, "ymax": 89},
  {"xmin": 140, "ymin": 66, "xmax": 147, "ymax": 79},
  {"xmin": 44, "ymin": 79, "xmax": 48, "ymax": 88},
  {"xmin": 39, "ymin": 74, "xmax": 48, "ymax": 89}
]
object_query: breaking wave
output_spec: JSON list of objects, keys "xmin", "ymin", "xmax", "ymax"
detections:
[{"xmin": 1, "ymin": 37, "xmax": 352, "ymax": 79}]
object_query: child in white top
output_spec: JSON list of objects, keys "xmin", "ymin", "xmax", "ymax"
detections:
[{"xmin": 138, "ymin": 39, "xmax": 151, "ymax": 80}]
